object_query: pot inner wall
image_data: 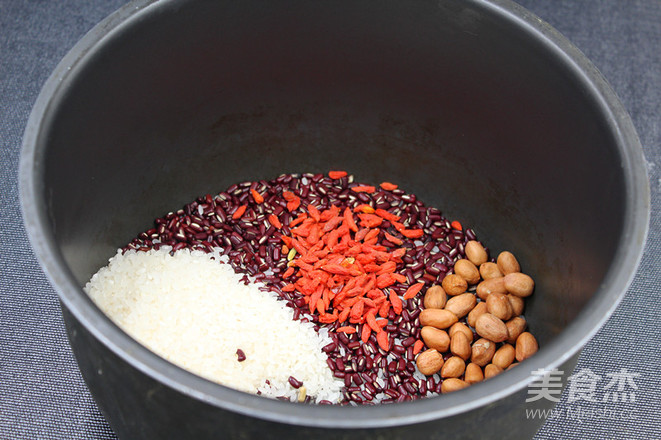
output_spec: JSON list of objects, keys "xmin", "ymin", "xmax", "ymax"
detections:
[{"xmin": 39, "ymin": 0, "xmax": 623, "ymax": 401}]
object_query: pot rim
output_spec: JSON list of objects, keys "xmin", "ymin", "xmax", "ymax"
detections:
[{"xmin": 19, "ymin": 0, "xmax": 650, "ymax": 428}]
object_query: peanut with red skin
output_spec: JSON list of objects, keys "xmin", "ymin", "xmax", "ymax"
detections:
[
  {"xmin": 467, "ymin": 301, "xmax": 488, "ymax": 328},
  {"xmin": 476, "ymin": 277, "xmax": 507, "ymax": 300},
  {"xmin": 441, "ymin": 378, "xmax": 469, "ymax": 394},
  {"xmin": 420, "ymin": 309, "xmax": 458, "ymax": 329},
  {"xmin": 441, "ymin": 356, "xmax": 466, "ymax": 378},
  {"xmin": 471, "ymin": 338, "xmax": 496, "ymax": 367},
  {"xmin": 424, "ymin": 285, "xmax": 447, "ymax": 309},
  {"xmin": 442, "ymin": 274, "xmax": 468, "ymax": 296},
  {"xmin": 454, "ymin": 259, "xmax": 481, "ymax": 285},
  {"xmin": 486, "ymin": 292, "xmax": 513, "ymax": 321},
  {"xmin": 479, "ymin": 262, "xmax": 503, "ymax": 280},
  {"xmin": 506, "ymin": 316, "xmax": 527, "ymax": 344},
  {"xmin": 465, "ymin": 240, "xmax": 488, "ymax": 266},
  {"xmin": 507, "ymin": 294, "xmax": 525, "ymax": 316},
  {"xmin": 465, "ymin": 362, "xmax": 484, "ymax": 384},
  {"xmin": 475, "ymin": 313, "xmax": 509, "ymax": 343},
  {"xmin": 515, "ymin": 332, "xmax": 539, "ymax": 361},
  {"xmin": 497, "ymin": 251, "xmax": 520, "ymax": 274},
  {"xmin": 450, "ymin": 331, "xmax": 472, "ymax": 361},
  {"xmin": 416, "ymin": 349, "xmax": 444, "ymax": 375},
  {"xmin": 484, "ymin": 363, "xmax": 504, "ymax": 379},
  {"xmin": 492, "ymin": 343, "xmax": 516, "ymax": 369},
  {"xmin": 445, "ymin": 292, "xmax": 477, "ymax": 318},
  {"xmin": 421, "ymin": 326, "xmax": 450, "ymax": 352},
  {"xmin": 504, "ymin": 272, "xmax": 535, "ymax": 297},
  {"xmin": 448, "ymin": 322, "xmax": 474, "ymax": 343}
]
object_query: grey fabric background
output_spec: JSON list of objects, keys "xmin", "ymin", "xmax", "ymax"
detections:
[{"xmin": 1, "ymin": 0, "xmax": 659, "ymax": 438}]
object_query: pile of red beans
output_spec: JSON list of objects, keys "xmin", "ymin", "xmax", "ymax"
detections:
[{"xmin": 124, "ymin": 172, "xmax": 484, "ymax": 404}]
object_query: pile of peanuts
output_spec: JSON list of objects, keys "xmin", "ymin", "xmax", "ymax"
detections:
[{"xmin": 415, "ymin": 241, "xmax": 539, "ymax": 394}]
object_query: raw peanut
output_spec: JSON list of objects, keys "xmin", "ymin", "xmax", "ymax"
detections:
[
  {"xmin": 471, "ymin": 338, "xmax": 496, "ymax": 367},
  {"xmin": 420, "ymin": 309, "xmax": 458, "ymax": 329},
  {"xmin": 423, "ymin": 285, "xmax": 447, "ymax": 309},
  {"xmin": 297, "ymin": 386, "xmax": 307, "ymax": 403},
  {"xmin": 492, "ymin": 343, "xmax": 516, "ymax": 369},
  {"xmin": 441, "ymin": 274, "xmax": 468, "ymax": 296},
  {"xmin": 475, "ymin": 313, "xmax": 509, "ymax": 343},
  {"xmin": 448, "ymin": 322, "xmax": 474, "ymax": 343},
  {"xmin": 465, "ymin": 240, "xmax": 488, "ymax": 266},
  {"xmin": 484, "ymin": 363, "xmax": 504, "ymax": 379},
  {"xmin": 507, "ymin": 362, "xmax": 519, "ymax": 370},
  {"xmin": 515, "ymin": 332, "xmax": 539, "ymax": 361},
  {"xmin": 453, "ymin": 259, "xmax": 481, "ymax": 285},
  {"xmin": 507, "ymin": 294, "xmax": 525, "ymax": 316},
  {"xmin": 504, "ymin": 272, "xmax": 535, "ymax": 297},
  {"xmin": 421, "ymin": 326, "xmax": 450, "ymax": 352},
  {"xmin": 497, "ymin": 251, "xmax": 521, "ymax": 274},
  {"xmin": 441, "ymin": 378, "xmax": 469, "ymax": 394},
  {"xmin": 506, "ymin": 316, "xmax": 527, "ymax": 344},
  {"xmin": 416, "ymin": 348, "xmax": 444, "ymax": 375},
  {"xmin": 479, "ymin": 262, "xmax": 503, "ymax": 280},
  {"xmin": 441, "ymin": 356, "xmax": 466, "ymax": 378},
  {"xmin": 476, "ymin": 277, "xmax": 507, "ymax": 300},
  {"xmin": 450, "ymin": 331, "xmax": 472, "ymax": 361},
  {"xmin": 467, "ymin": 301, "xmax": 488, "ymax": 328},
  {"xmin": 444, "ymin": 293, "xmax": 477, "ymax": 318},
  {"xmin": 464, "ymin": 362, "xmax": 484, "ymax": 384},
  {"xmin": 486, "ymin": 292, "xmax": 513, "ymax": 321}
]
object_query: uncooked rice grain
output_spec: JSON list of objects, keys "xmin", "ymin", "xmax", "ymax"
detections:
[{"xmin": 84, "ymin": 247, "xmax": 343, "ymax": 403}]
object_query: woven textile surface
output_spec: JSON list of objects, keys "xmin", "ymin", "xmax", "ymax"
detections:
[{"xmin": 1, "ymin": 1, "xmax": 659, "ymax": 438}]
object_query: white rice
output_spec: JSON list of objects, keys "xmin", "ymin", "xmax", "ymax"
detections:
[{"xmin": 84, "ymin": 247, "xmax": 343, "ymax": 403}]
